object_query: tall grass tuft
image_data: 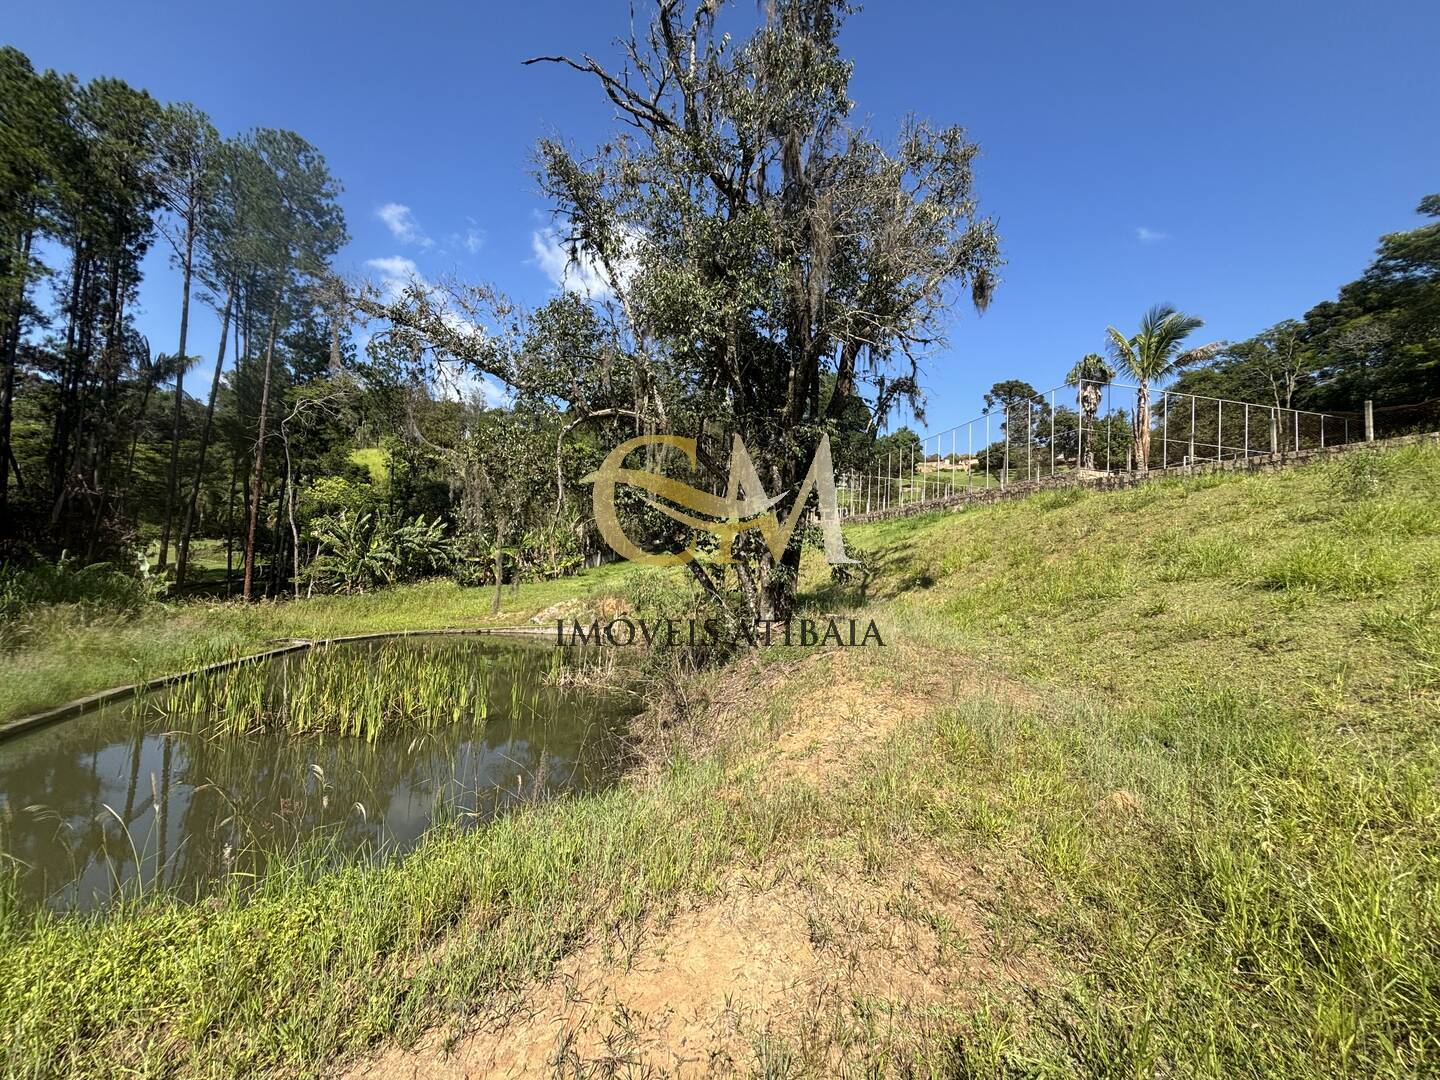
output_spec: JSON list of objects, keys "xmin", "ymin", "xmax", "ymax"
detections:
[{"xmin": 145, "ymin": 642, "xmax": 508, "ymax": 741}]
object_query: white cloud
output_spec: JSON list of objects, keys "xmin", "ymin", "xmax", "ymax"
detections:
[
  {"xmin": 365, "ymin": 255, "xmax": 423, "ymax": 302},
  {"xmin": 364, "ymin": 256, "xmax": 498, "ymax": 403},
  {"xmin": 1136, "ymin": 226, "xmax": 1169, "ymax": 243},
  {"xmin": 531, "ymin": 227, "xmax": 611, "ymax": 296},
  {"xmin": 377, "ymin": 203, "xmax": 432, "ymax": 248},
  {"xmin": 455, "ymin": 226, "xmax": 486, "ymax": 255},
  {"xmin": 436, "ymin": 362, "xmax": 508, "ymax": 407},
  {"xmin": 529, "ymin": 224, "xmax": 644, "ymax": 298}
]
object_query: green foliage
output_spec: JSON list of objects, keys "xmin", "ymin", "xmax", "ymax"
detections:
[
  {"xmin": 297, "ymin": 473, "xmax": 376, "ymax": 520},
  {"xmin": 1172, "ymin": 195, "xmax": 1440, "ymax": 426},
  {"xmin": 1065, "ymin": 352, "xmax": 1115, "ymax": 388},
  {"xmin": 308, "ymin": 512, "xmax": 453, "ymax": 594},
  {"xmin": 148, "ymin": 641, "xmax": 506, "ymax": 741},
  {"xmin": 516, "ymin": 510, "xmax": 586, "ymax": 580},
  {"xmin": 0, "ymin": 552, "xmax": 165, "ymax": 636}
]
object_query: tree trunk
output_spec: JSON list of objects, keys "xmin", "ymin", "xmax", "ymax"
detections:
[
  {"xmin": 48, "ymin": 246, "xmax": 88, "ymax": 522},
  {"xmin": 158, "ymin": 219, "xmax": 196, "ymax": 569},
  {"xmin": 0, "ymin": 230, "xmax": 33, "ymax": 519},
  {"xmin": 1134, "ymin": 381, "xmax": 1151, "ymax": 473},
  {"xmin": 176, "ymin": 286, "xmax": 233, "ymax": 585},
  {"xmin": 268, "ymin": 469, "xmax": 287, "ymax": 597},
  {"xmin": 120, "ymin": 371, "xmax": 156, "ymax": 503},
  {"xmin": 286, "ymin": 430, "xmax": 301, "ymax": 599},
  {"xmin": 491, "ymin": 549, "xmax": 503, "ymax": 614},
  {"xmin": 242, "ymin": 316, "xmax": 278, "ymax": 601},
  {"xmin": 226, "ymin": 449, "xmax": 238, "ymax": 596},
  {"xmin": 1078, "ymin": 383, "xmax": 1102, "ymax": 470}
]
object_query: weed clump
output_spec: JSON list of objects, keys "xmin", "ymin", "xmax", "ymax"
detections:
[{"xmin": 145, "ymin": 640, "xmax": 513, "ymax": 740}]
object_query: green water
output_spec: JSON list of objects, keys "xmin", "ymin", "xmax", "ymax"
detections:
[{"xmin": 0, "ymin": 636, "xmax": 635, "ymax": 912}]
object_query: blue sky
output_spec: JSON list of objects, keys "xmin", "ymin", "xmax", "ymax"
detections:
[{"xmin": 7, "ymin": 0, "xmax": 1439, "ymax": 434}]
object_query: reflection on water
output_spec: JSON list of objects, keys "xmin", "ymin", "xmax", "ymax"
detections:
[{"xmin": 0, "ymin": 636, "xmax": 634, "ymax": 912}]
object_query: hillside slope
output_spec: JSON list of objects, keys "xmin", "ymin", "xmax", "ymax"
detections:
[{"xmin": 2, "ymin": 443, "xmax": 1437, "ymax": 1078}]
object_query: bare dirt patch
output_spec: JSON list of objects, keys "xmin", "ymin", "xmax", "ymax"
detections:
[
  {"xmin": 342, "ymin": 643, "xmax": 1046, "ymax": 1078},
  {"xmin": 767, "ymin": 642, "xmax": 1039, "ymax": 785},
  {"xmin": 346, "ymin": 849, "xmax": 1040, "ymax": 1079}
]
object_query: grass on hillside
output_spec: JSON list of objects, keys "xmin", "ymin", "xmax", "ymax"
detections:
[
  {"xmin": 1, "ymin": 443, "xmax": 1438, "ymax": 1077},
  {"xmin": 0, "ymin": 563, "xmax": 637, "ymax": 724}
]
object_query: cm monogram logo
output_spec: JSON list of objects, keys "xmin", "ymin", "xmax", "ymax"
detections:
[{"xmin": 581, "ymin": 433, "xmax": 856, "ymax": 567}]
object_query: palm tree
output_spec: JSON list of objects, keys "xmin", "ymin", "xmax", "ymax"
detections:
[
  {"xmin": 1105, "ymin": 305, "xmax": 1222, "ymax": 473},
  {"xmin": 1065, "ymin": 353, "xmax": 1114, "ymax": 470}
]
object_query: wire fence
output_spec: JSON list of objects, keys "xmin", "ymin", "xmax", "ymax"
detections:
[{"xmin": 838, "ymin": 381, "xmax": 1363, "ymax": 518}]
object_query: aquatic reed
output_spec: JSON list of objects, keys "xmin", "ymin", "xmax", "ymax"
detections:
[{"xmin": 145, "ymin": 642, "xmax": 502, "ymax": 741}]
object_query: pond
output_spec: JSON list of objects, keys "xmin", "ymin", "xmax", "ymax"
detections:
[{"xmin": 0, "ymin": 635, "xmax": 635, "ymax": 912}]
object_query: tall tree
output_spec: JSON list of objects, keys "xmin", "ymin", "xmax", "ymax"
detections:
[
  {"xmin": 1228, "ymin": 320, "xmax": 1312, "ymax": 410},
  {"xmin": 532, "ymin": 0, "xmax": 1001, "ymax": 617},
  {"xmin": 363, "ymin": 0, "xmax": 1001, "ymax": 619},
  {"xmin": 238, "ymin": 129, "xmax": 346, "ymax": 601},
  {"xmin": 45, "ymin": 75, "xmax": 162, "ymax": 547},
  {"xmin": 176, "ymin": 136, "xmax": 265, "ymax": 584},
  {"xmin": 153, "ymin": 103, "xmax": 219, "ymax": 569},
  {"xmin": 1105, "ymin": 305, "xmax": 1221, "ymax": 472},
  {"xmin": 0, "ymin": 49, "xmax": 70, "ymax": 522},
  {"xmin": 1305, "ymin": 194, "xmax": 1440, "ymax": 412},
  {"xmin": 1065, "ymin": 353, "xmax": 1115, "ymax": 469}
]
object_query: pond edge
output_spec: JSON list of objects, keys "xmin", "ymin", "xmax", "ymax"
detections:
[{"xmin": 0, "ymin": 626, "xmax": 554, "ymax": 744}]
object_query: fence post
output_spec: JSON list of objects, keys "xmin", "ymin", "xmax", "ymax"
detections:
[
  {"xmin": 950, "ymin": 429, "xmax": 956, "ymax": 498},
  {"xmin": 1364, "ymin": 400, "xmax": 1375, "ymax": 442},
  {"xmin": 1105, "ymin": 383, "xmax": 1112, "ymax": 474},
  {"xmin": 1270, "ymin": 409, "xmax": 1278, "ymax": 455},
  {"xmin": 1189, "ymin": 394, "xmax": 1196, "ymax": 466},
  {"xmin": 1001, "ymin": 406, "xmax": 1009, "ymax": 490},
  {"xmin": 1162, "ymin": 391, "xmax": 1169, "ymax": 469},
  {"xmin": 1026, "ymin": 400, "xmax": 1034, "ymax": 482},
  {"xmin": 1217, "ymin": 399, "xmax": 1223, "ymax": 461}
]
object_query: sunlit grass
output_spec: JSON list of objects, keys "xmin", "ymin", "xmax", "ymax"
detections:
[
  {"xmin": 2, "ymin": 442, "xmax": 1439, "ymax": 1076},
  {"xmin": 0, "ymin": 564, "xmax": 642, "ymax": 724}
]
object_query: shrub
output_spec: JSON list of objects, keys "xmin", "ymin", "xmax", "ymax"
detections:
[
  {"xmin": 308, "ymin": 513, "xmax": 454, "ymax": 594},
  {"xmin": 0, "ymin": 552, "xmax": 165, "ymax": 630}
]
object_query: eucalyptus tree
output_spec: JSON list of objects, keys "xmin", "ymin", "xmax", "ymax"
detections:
[
  {"xmin": 1105, "ymin": 305, "xmax": 1221, "ymax": 472},
  {"xmin": 1227, "ymin": 320, "xmax": 1314, "ymax": 411},
  {"xmin": 362, "ymin": 0, "xmax": 1000, "ymax": 620},
  {"xmin": 176, "ymin": 135, "xmax": 267, "ymax": 584},
  {"xmin": 1065, "ymin": 353, "xmax": 1115, "ymax": 469},
  {"xmin": 153, "ymin": 103, "xmax": 219, "ymax": 569},
  {"xmin": 531, "ymin": 0, "xmax": 1000, "ymax": 618}
]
